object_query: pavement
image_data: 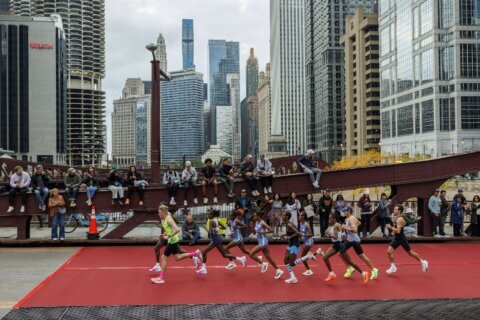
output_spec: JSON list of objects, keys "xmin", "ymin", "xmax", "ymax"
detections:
[{"xmin": 0, "ymin": 247, "xmax": 78, "ymax": 318}]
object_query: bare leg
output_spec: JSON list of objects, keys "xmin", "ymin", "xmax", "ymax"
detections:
[
  {"xmin": 359, "ymin": 253, "xmax": 375, "ymax": 270},
  {"xmin": 216, "ymin": 244, "xmax": 238, "ymax": 260},
  {"xmin": 161, "ymin": 255, "xmax": 168, "ymax": 272},
  {"xmin": 387, "ymin": 246, "xmax": 395, "ymax": 263},
  {"xmin": 322, "ymin": 248, "xmax": 338, "ymax": 272},
  {"xmin": 154, "ymin": 241, "xmax": 164, "ymax": 263},
  {"xmin": 340, "ymin": 252, "xmax": 363, "ymax": 273},
  {"xmin": 262, "ymin": 247, "xmax": 279, "ymax": 269},
  {"xmin": 225, "ymin": 241, "xmax": 238, "ymax": 261},
  {"xmin": 202, "ymin": 242, "xmax": 216, "ymax": 263},
  {"xmin": 407, "ymin": 250, "xmax": 423, "ymax": 263},
  {"xmin": 301, "ymin": 246, "xmax": 311, "ymax": 270}
]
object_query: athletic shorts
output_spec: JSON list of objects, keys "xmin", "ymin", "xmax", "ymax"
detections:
[
  {"xmin": 303, "ymin": 238, "xmax": 314, "ymax": 247},
  {"xmin": 331, "ymin": 241, "xmax": 345, "ymax": 253},
  {"xmin": 390, "ymin": 235, "xmax": 411, "ymax": 252},
  {"xmin": 154, "ymin": 238, "xmax": 167, "ymax": 249},
  {"xmin": 164, "ymin": 243, "xmax": 182, "ymax": 257},
  {"xmin": 287, "ymin": 245, "xmax": 300, "ymax": 255},
  {"xmin": 342, "ymin": 241, "xmax": 363, "ymax": 255},
  {"xmin": 212, "ymin": 235, "xmax": 223, "ymax": 246}
]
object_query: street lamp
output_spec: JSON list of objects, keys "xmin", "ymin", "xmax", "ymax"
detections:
[{"xmin": 146, "ymin": 43, "xmax": 170, "ymax": 184}]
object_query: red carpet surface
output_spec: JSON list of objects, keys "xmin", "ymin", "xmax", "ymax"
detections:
[{"xmin": 15, "ymin": 243, "xmax": 480, "ymax": 308}]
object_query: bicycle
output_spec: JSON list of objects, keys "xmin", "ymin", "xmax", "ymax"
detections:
[{"xmin": 64, "ymin": 212, "xmax": 109, "ymax": 234}]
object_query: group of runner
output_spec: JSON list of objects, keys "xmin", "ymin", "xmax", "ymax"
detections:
[{"xmin": 149, "ymin": 203, "xmax": 428, "ymax": 285}]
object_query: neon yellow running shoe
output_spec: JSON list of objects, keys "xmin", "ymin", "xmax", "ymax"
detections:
[
  {"xmin": 370, "ymin": 268, "xmax": 379, "ymax": 280},
  {"xmin": 344, "ymin": 266, "xmax": 355, "ymax": 278}
]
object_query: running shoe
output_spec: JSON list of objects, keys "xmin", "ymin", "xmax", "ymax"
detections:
[
  {"xmin": 302, "ymin": 270, "xmax": 314, "ymax": 276},
  {"xmin": 149, "ymin": 265, "xmax": 161, "ymax": 272},
  {"xmin": 324, "ymin": 273, "xmax": 337, "ymax": 282},
  {"xmin": 261, "ymin": 262, "xmax": 269, "ymax": 273},
  {"xmin": 315, "ymin": 248, "xmax": 324, "ymax": 257},
  {"xmin": 239, "ymin": 256, "xmax": 247, "ymax": 268},
  {"xmin": 285, "ymin": 277, "xmax": 298, "ymax": 284},
  {"xmin": 307, "ymin": 251, "xmax": 316, "ymax": 261},
  {"xmin": 225, "ymin": 261, "xmax": 236, "ymax": 270},
  {"xmin": 421, "ymin": 260, "xmax": 429, "ymax": 272},
  {"xmin": 151, "ymin": 277, "xmax": 165, "ymax": 284},
  {"xmin": 192, "ymin": 256, "xmax": 201, "ymax": 269},
  {"xmin": 362, "ymin": 271, "xmax": 370, "ymax": 284},
  {"xmin": 370, "ymin": 268, "xmax": 379, "ymax": 280},
  {"xmin": 196, "ymin": 266, "xmax": 207, "ymax": 275},
  {"xmin": 195, "ymin": 249, "xmax": 203, "ymax": 261},
  {"xmin": 274, "ymin": 269, "xmax": 284, "ymax": 279},
  {"xmin": 386, "ymin": 264, "xmax": 397, "ymax": 274},
  {"xmin": 343, "ymin": 266, "xmax": 355, "ymax": 279}
]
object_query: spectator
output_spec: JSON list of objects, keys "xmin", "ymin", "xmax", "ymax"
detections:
[
  {"xmin": 201, "ymin": 158, "xmax": 219, "ymax": 204},
  {"xmin": 241, "ymin": 154, "xmax": 259, "ymax": 196},
  {"xmin": 471, "ymin": 195, "xmax": 480, "ymax": 237},
  {"xmin": 84, "ymin": 166, "xmax": 99, "ymax": 206},
  {"xmin": 219, "ymin": 158, "xmax": 236, "ymax": 198},
  {"xmin": 163, "ymin": 165, "xmax": 180, "ymax": 206},
  {"xmin": 428, "ymin": 189, "xmax": 442, "ymax": 237},
  {"xmin": 126, "ymin": 165, "xmax": 147, "ymax": 206},
  {"xmin": 108, "ymin": 169, "xmax": 125, "ymax": 205},
  {"xmin": 256, "ymin": 154, "xmax": 273, "ymax": 194},
  {"xmin": 48, "ymin": 188, "xmax": 66, "ymax": 241},
  {"xmin": 297, "ymin": 149, "xmax": 321, "ymax": 189},
  {"xmin": 303, "ymin": 193, "xmax": 317, "ymax": 235},
  {"xmin": 182, "ymin": 161, "xmax": 198, "ymax": 206},
  {"xmin": 454, "ymin": 189, "xmax": 468, "ymax": 235},
  {"xmin": 451, "ymin": 196, "xmax": 464, "ymax": 237},
  {"xmin": 333, "ymin": 194, "xmax": 346, "ymax": 224},
  {"xmin": 358, "ymin": 191, "xmax": 373, "ymax": 238},
  {"xmin": 439, "ymin": 190, "xmax": 449, "ymax": 237},
  {"xmin": 377, "ymin": 193, "xmax": 392, "ymax": 238},
  {"xmin": 7, "ymin": 166, "xmax": 30, "ymax": 213},
  {"xmin": 269, "ymin": 193, "xmax": 283, "ymax": 239},
  {"xmin": 182, "ymin": 214, "xmax": 200, "ymax": 245},
  {"xmin": 64, "ymin": 168, "xmax": 81, "ymax": 208},
  {"xmin": 235, "ymin": 189, "xmax": 252, "ymax": 237},
  {"xmin": 285, "ymin": 192, "xmax": 302, "ymax": 228},
  {"xmin": 319, "ymin": 189, "xmax": 333, "ymax": 237},
  {"xmin": 31, "ymin": 165, "xmax": 49, "ymax": 212},
  {"xmin": 403, "ymin": 207, "xmax": 418, "ymax": 237}
]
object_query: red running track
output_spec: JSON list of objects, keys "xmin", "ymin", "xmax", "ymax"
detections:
[{"xmin": 15, "ymin": 243, "xmax": 480, "ymax": 308}]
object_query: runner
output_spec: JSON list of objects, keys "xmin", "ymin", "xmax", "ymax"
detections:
[
  {"xmin": 386, "ymin": 205, "xmax": 428, "ymax": 274},
  {"xmin": 248, "ymin": 211, "xmax": 284, "ymax": 279},
  {"xmin": 196, "ymin": 209, "xmax": 247, "ymax": 274},
  {"xmin": 224, "ymin": 209, "xmax": 263, "ymax": 270},
  {"xmin": 151, "ymin": 205, "xmax": 202, "ymax": 284},
  {"xmin": 298, "ymin": 211, "xmax": 316, "ymax": 276},
  {"xmin": 282, "ymin": 212, "xmax": 315, "ymax": 284},
  {"xmin": 341, "ymin": 206, "xmax": 379, "ymax": 280},
  {"xmin": 322, "ymin": 214, "xmax": 369, "ymax": 284}
]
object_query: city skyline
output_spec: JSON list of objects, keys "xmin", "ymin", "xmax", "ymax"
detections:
[{"xmin": 104, "ymin": 0, "xmax": 270, "ymax": 154}]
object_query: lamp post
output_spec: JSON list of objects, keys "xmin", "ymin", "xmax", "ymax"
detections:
[{"xmin": 146, "ymin": 43, "xmax": 170, "ymax": 184}]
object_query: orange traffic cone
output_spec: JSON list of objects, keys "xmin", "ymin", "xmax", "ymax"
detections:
[{"xmin": 87, "ymin": 205, "xmax": 100, "ymax": 240}]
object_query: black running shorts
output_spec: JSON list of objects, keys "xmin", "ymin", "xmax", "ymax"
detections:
[
  {"xmin": 390, "ymin": 235, "xmax": 411, "ymax": 252},
  {"xmin": 164, "ymin": 243, "xmax": 182, "ymax": 257}
]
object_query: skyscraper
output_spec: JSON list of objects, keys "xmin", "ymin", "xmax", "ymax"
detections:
[
  {"xmin": 305, "ymin": 0, "xmax": 375, "ymax": 163},
  {"xmin": 246, "ymin": 48, "xmax": 259, "ymax": 99},
  {"xmin": 0, "ymin": 15, "xmax": 67, "ymax": 164},
  {"xmin": 10, "ymin": 0, "xmax": 107, "ymax": 167},
  {"xmin": 379, "ymin": 0, "xmax": 480, "ymax": 157},
  {"xmin": 0, "ymin": 0, "xmax": 9, "ymax": 13},
  {"xmin": 340, "ymin": 6, "xmax": 380, "ymax": 157},
  {"xmin": 155, "ymin": 33, "xmax": 167, "ymax": 73},
  {"xmin": 227, "ymin": 73, "xmax": 241, "ymax": 161},
  {"xmin": 240, "ymin": 96, "xmax": 259, "ymax": 158},
  {"xmin": 182, "ymin": 19, "xmax": 194, "ymax": 70},
  {"xmin": 270, "ymin": 0, "xmax": 306, "ymax": 155},
  {"xmin": 161, "ymin": 69, "xmax": 204, "ymax": 164},
  {"xmin": 216, "ymin": 106, "xmax": 234, "ymax": 156},
  {"xmin": 258, "ymin": 64, "xmax": 271, "ymax": 157},
  {"xmin": 208, "ymin": 40, "xmax": 239, "ymax": 144}
]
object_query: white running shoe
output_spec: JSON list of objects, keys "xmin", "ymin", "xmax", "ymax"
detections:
[
  {"xmin": 192, "ymin": 256, "xmax": 201, "ymax": 269},
  {"xmin": 149, "ymin": 265, "xmax": 161, "ymax": 272},
  {"xmin": 196, "ymin": 266, "xmax": 207, "ymax": 274},
  {"xmin": 285, "ymin": 277, "xmax": 298, "ymax": 284},
  {"xmin": 274, "ymin": 269, "xmax": 284, "ymax": 279},
  {"xmin": 169, "ymin": 198, "xmax": 175, "ymax": 205},
  {"xmin": 194, "ymin": 249, "xmax": 203, "ymax": 262},
  {"xmin": 315, "ymin": 248, "xmax": 324, "ymax": 257},
  {"xmin": 213, "ymin": 197, "xmax": 218, "ymax": 204},
  {"xmin": 7, "ymin": 206, "xmax": 14, "ymax": 213},
  {"xmin": 313, "ymin": 182, "xmax": 319, "ymax": 189},
  {"xmin": 268, "ymin": 187, "xmax": 272, "ymax": 194},
  {"xmin": 264, "ymin": 187, "xmax": 268, "ymax": 194},
  {"xmin": 53, "ymin": 238, "xmax": 58, "ymax": 241},
  {"xmin": 386, "ymin": 264, "xmax": 397, "ymax": 274},
  {"xmin": 421, "ymin": 260, "xmax": 429, "ymax": 272},
  {"xmin": 203, "ymin": 197, "xmax": 208, "ymax": 204},
  {"xmin": 193, "ymin": 198, "xmax": 198, "ymax": 204},
  {"xmin": 151, "ymin": 277, "xmax": 165, "ymax": 284},
  {"xmin": 307, "ymin": 251, "xmax": 316, "ymax": 261},
  {"xmin": 261, "ymin": 262, "xmax": 269, "ymax": 273},
  {"xmin": 239, "ymin": 256, "xmax": 247, "ymax": 268},
  {"xmin": 20, "ymin": 205, "xmax": 25, "ymax": 213},
  {"xmin": 302, "ymin": 269, "xmax": 314, "ymax": 276},
  {"xmin": 225, "ymin": 261, "xmax": 236, "ymax": 270},
  {"xmin": 184, "ymin": 200, "xmax": 188, "ymax": 207}
]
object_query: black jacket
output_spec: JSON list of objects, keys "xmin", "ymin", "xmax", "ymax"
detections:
[
  {"xmin": 126, "ymin": 171, "xmax": 143, "ymax": 186},
  {"xmin": 319, "ymin": 195, "xmax": 333, "ymax": 216},
  {"xmin": 31, "ymin": 173, "xmax": 50, "ymax": 189},
  {"xmin": 84, "ymin": 174, "xmax": 99, "ymax": 187},
  {"xmin": 240, "ymin": 161, "xmax": 255, "ymax": 175},
  {"xmin": 235, "ymin": 197, "xmax": 252, "ymax": 211},
  {"xmin": 219, "ymin": 164, "xmax": 234, "ymax": 178},
  {"xmin": 108, "ymin": 171, "xmax": 124, "ymax": 187}
]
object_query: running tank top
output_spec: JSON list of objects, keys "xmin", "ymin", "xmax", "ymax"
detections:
[
  {"xmin": 287, "ymin": 223, "xmax": 300, "ymax": 247},
  {"xmin": 329, "ymin": 224, "xmax": 342, "ymax": 243},
  {"xmin": 162, "ymin": 215, "xmax": 179, "ymax": 244},
  {"xmin": 394, "ymin": 217, "xmax": 405, "ymax": 239},
  {"xmin": 209, "ymin": 218, "xmax": 221, "ymax": 238},
  {"xmin": 346, "ymin": 217, "xmax": 361, "ymax": 242},
  {"xmin": 255, "ymin": 221, "xmax": 268, "ymax": 246},
  {"xmin": 299, "ymin": 221, "xmax": 312, "ymax": 242},
  {"xmin": 231, "ymin": 218, "xmax": 243, "ymax": 242}
]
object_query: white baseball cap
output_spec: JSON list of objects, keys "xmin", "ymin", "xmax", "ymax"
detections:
[
  {"xmin": 406, "ymin": 207, "xmax": 413, "ymax": 214},
  {"xmin": 186, "ymin": 161, "xmax": 192, "ymax": 166}
]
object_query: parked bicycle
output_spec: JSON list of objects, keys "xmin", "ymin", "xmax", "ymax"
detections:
[{"xmin": 64, "ymin": 212, "xmax": 109, "ymax": 234}]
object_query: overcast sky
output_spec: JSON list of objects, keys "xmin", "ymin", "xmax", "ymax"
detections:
[{"xmin": 104, "ymin": 0, "xmax": 270, "ymax": 153}]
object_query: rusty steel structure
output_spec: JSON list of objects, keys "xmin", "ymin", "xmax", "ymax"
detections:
[{"xmin": 1, "ymin": 151, "xmax": 480, "ymax": 240}]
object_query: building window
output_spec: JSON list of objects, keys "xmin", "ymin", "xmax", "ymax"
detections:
[
  {"xmin": 422, "ymin": 100, "xmax": 434, "ymax": 133},
  {"xmin": 397, "ymin": 105, "xmax": 414, "ymax": 136},
  {"xmin": 461, "ymin": 96, "xmax": 480, "ymax": 129},
  {"xmin": 415, "ymin": 103, "xmax": 420, "ymax": 134},
  {"xmin": 460, "ymin": 0, "xmax": 480, "ymax": 26},
  {"xmin": 439, "ymin": 0, "xmax": 455, "ymax": 28},
  {"xmin": 381, "ymin": 111, "xmax": 390, "ymax": 139},
  {"xmin": 440, "ymin": 98, "xmax": 456, "ymax": 131},
  {"xmin": 439, "ymin": 46, "xmax": 455, "ymax": 80},
  {"xmin": 460, "ymin": 44, "xmax": 480, "ymax": 78}
]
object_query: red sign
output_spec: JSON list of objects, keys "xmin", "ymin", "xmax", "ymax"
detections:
[{"xmin": 30, "ymin": 43, "xmax": 53, "ymax": 49}]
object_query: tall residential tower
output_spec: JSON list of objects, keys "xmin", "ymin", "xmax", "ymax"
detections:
[
  {"xmin": 155, "ymin": 33, "xmax": 167, "ymax": 73},
  {"xmin": 182, "ymin": 19, "xmax": 194, "ymax": 70},
  {"xmin": 246, "ymin": 48, "xmax": 259, "ymax": 99}
]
